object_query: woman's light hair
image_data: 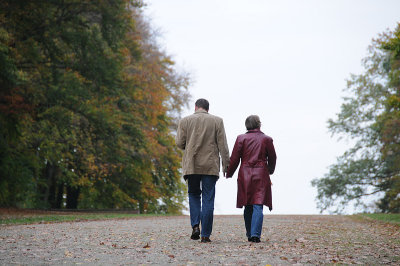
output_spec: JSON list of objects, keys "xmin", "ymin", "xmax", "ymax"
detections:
[{"xmin": 245, "ymin": 115, "xmax": 261, "ymax": 130}]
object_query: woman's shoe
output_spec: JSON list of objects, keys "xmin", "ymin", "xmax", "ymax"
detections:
[
  {"xmin": 201, "ymin": 237, "xmax": 211, "ymax": 243},
  {"xmin": 250, "ymin": 236, "xmax": 260, "ymax": 243}
]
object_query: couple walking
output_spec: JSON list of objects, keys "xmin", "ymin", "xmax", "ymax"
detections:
[{"xmin": 176, "ymin": 98, "xmax": 277, "ymax": 243}]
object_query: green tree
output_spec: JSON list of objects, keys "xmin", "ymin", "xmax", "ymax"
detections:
[
  {"xmin": 0, "ymin": 4, "xmax": 38, "ymax": 207},
  {"xmin": 0, "ymin": 0, "xmax": 142, "ymax": 208},
  {"xmin": 0, "ymin": 1, "xmax": 190, "ymax": 213},
  {"xmin": 312, "ymin": 24, "xmax": 400, "ymax": 213}
]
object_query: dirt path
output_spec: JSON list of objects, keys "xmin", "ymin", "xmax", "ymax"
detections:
[{"xmin": 1, "ymin": 215, "xmax": 399, "ymax": 264}]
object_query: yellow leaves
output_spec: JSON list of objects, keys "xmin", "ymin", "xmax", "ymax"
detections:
[
  {"xmin": 74, "ymin": 175, "xmax": 91, "ymax": 187},
  {"xmin": 161, "ymin": 57, "xmax": 174, "ymax": 66},
  {"xmin": 0, "ymin": 27, "xmax": 10, "ymax": 42},
  {"xmin": 387, "ymin": 95, "xmax": 400, "ymax": 109},
  {"xmin": 120, "ymin": 47, "xmax": 132, "ymax": 65}
]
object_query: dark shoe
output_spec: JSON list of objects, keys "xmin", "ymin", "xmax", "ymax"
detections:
[
  {"xmin": 248, "ymin": 237, "xmax": 252, "ymax": 242},
  {"xmin": 191, "ymin": 225, "xmax": 200, "ymax": 240},
  {"xmin": 201, "ymin": 236, "xmax": 211, "ymax": 243},
  {"xmin": 250, "ymin": 236, "xmax": 260, "ymax": 243}
]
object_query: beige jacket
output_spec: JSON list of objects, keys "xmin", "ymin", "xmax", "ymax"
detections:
[{"xmin": 176, "ymin": 109, "xmax": 230, "ymax": 178}]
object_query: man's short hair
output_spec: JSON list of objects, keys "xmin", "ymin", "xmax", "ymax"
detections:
[
  {"xmin": 245, "ymin": 115, "xmax": 261, "ymax": 130},
  {"xmin": 195, "ymin": 98, "xmax": 209, "ymax": 111}
]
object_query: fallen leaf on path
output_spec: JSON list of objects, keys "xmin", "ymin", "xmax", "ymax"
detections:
[
  {"xmin": 64, "ymin": 250, "xmax": 73, "ymax": 257},
  {"xmin": 143, "ymin": 243, "xmax": 150, "ymax": 248}
]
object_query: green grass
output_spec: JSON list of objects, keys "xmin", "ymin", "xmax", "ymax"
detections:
[
  {"xmin": 0, "ymin": 213, "xmax": 169, "ymax": 225},
  {"xmin": 359, "ymin": 213, "xmax": 400, "ymax": 226}
]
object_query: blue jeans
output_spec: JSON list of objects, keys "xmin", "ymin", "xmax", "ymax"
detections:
[
  {"xmin": 244, "ymin": 204, "xmax": 263, "ymax": 238},
  {"xmin": 187, "ymin": 175, "xmax": 217, "ymax": 238}
]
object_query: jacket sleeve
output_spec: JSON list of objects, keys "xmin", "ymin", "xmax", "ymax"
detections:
[
  {"xmin": 266, "ymin": 138, "xmax": 277, "ymax": 174},
  {"xmin": 226, "ymin": 136, "xmax": 242, "ymax": 177},
  {"xmin": 175, "ymin": 119, "xmax": 186, "ymax": 150},
  {"xmin": 216, "ymin": 118, "xmax": 230, "ymax": 172}
]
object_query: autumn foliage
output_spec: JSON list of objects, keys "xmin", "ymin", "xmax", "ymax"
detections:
[{"xmin": 0, "ymin": 0, "xmax": 190, "ymax": 213}]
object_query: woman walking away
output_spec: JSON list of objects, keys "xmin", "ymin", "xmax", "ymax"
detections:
[{"xmin": 226, "ymin": 115, "xmax": 277, "ymax": 243}]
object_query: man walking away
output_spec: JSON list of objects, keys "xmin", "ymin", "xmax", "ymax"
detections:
[{"xmin": 176, "ymin": 98, "xmax": 230, "ymax": 243}]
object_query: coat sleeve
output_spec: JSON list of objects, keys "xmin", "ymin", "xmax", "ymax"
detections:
[
  {"xmin": 175, "ymin": 119, "xmax": 186, "ymax": 150},
  {"xmin": 216, "ymin": 118, "xmax": 230, "ymax": 173},
  {"xmin": 226, "ymin": 136, "xmax": 242, "ymax": 178},
  {"xmin": 266, "ymin": 138, "xmax": 277, "ymax": 174}
]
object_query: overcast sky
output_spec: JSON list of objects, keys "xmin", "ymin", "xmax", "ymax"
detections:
[{"xmin": 143, "ymin": 0, "xmax": 400, "ymax": 215}]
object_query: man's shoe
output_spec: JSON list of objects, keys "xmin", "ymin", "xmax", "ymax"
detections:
[
  {"xmin": 201, "ymin": 236, "xmax": 211, "ymax": 243},
  {"xmin": 248, "ymin": 237, "xmax": 252, "ymax": 242},
  {"xmin": 191, "ymin": 225, "xmax": 200, "ymax": 240},
  {"xmin": 250, "ymin": 236, "xmax": 260, "ymax": 243}
]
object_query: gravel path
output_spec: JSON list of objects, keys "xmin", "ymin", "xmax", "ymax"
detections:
[{"xmin": 1, "ymin": 215, "xmax": 399, "ymax": 265}]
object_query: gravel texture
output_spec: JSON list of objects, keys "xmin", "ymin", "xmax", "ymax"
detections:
[{"xmin": 1, "ymin": 215, "xmax": 399, "ymax": 265}]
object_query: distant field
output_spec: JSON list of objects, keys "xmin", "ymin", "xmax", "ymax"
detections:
[
  {"xmin": 2, "ymin": 208, "xmax": 399, "ymax": 226},
  {"xmin": 0, "ymin": 208, "xmax": 165, "ymax": 225},
  {"xmin": 360, "ymin": 213, "xmax": 400, "ymax": 225}
]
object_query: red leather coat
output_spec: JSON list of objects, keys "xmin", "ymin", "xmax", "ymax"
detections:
[{"xmin": 226, "ymin": 129, "xmax": 276, "ymax": 210}]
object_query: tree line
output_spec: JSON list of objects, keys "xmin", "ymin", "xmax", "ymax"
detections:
[
  {"xmin": 0, "ymin": 0, "xmax": 190, "ymax": 213},
  {"xmin": 312, "ymin": 24, "xmax": 400, "ymax": 213}
]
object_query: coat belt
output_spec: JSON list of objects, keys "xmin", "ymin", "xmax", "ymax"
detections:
[{"xmin": 243, "ymin": 161, "xmax": 266, "ymax": 168}]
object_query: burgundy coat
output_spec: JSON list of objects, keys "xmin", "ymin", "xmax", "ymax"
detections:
[{"xmin": 226, "ymin": 129, "xmax": 276, "ymax": 210}]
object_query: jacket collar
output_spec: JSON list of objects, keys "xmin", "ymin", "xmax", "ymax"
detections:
[
  {"xmin": 247, "ymin": 128, "xmax": 261, "ymax": 133},
  {"xmin": 195, "ymin": 109, "xmax": 208, "ymax": 114}
]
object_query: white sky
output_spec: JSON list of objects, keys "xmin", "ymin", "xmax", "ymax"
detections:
[{"xmin": 143, "ymin": 0, "xmax": 400, "ymax": 214}]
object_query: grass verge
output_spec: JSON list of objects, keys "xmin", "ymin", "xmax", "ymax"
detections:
[
  {"xmin": 0, "ymin": 213, "xmax": 169, "ymax": 225},
  {"xmin": 358, "ymin": 213, "xmax": 400, "ymax": 226}
]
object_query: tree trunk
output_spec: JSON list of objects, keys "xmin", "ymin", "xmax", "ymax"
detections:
[
  {"xmin": 47, "ymin": 164, "xmax": 63, "ymax": 209},
  {"xmin": 54, "ymin": 183, "xmax": 64, "ymax": 209},
  {"xmin": 43, "ymin": 162, "xmax": 55, "ymax": 208},
  {"xmin": 66, "ymin": 186, "xmax": 80, "ymax": 209}
]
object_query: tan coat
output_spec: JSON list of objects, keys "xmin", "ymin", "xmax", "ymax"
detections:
[{"xmin": 176, "ymin": 109, "xmax": 230, "ymax": 178}]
